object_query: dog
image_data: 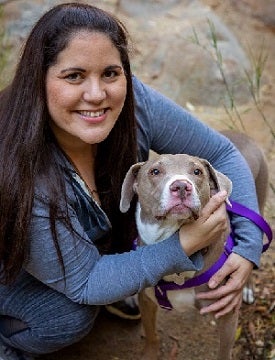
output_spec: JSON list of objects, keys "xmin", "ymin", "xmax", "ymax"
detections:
[{"xmin": 119, "ymin": 131, "xmax": 268, "ymax": 360}]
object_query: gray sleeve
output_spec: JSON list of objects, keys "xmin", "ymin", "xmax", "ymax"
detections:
[
  {"xmin": 24, "ymin": 195, "xmax": 203, "ymax": 305},
  {"xmin": 133, "ymin": 76, "xmax": 263, "ymax": 267}
]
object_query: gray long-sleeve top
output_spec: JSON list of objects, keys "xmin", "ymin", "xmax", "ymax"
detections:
[{"xmin": 25, "ymin": 76, "xmax": 263, "ymax": 306}]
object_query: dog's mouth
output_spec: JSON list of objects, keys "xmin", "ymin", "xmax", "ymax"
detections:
[{"xmin": 155, "ymin": 203, "xmax": 200, "ymax": 221}]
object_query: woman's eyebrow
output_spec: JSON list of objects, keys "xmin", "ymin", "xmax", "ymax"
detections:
[
  {"xmin": 60, "ymin": 65, "xmax": 123, "ymax": 73},
  {"xmin": 60, "ymin": 67, "xmax": 86, "ymax": 73},
  {"xmin": 106, "ymin": 64, "xmax": 123, "ymax": 69}
]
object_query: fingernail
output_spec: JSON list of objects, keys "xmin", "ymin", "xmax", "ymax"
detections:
[
  {"xmin": 219, "ymin": 190, "xmax": 227, "ymax": 198},
  {"xmin": 209, "ymin": 279, "xmax": 217, "ymax": 289}
]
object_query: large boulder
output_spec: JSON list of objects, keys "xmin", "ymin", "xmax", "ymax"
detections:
[
  {"xmin": 118, "ymin": 0, "xmax": 252, "ymax": 108},
  {"xmin": 2, "ymin": 0, "xmax": 253, "ymax": 109}
]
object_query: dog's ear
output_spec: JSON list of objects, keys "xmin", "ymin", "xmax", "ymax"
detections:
[
  {"xmin": 120, "ymin": 162, "xmax": 144, "ymax": 213},
  {"xmin": 202, "ymin": 160, "xmax": 232, "ymax": 205}
]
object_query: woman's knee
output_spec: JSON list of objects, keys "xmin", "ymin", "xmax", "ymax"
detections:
[
  {"xmin": 2, "ymin": 305, "xmax": 99, "ymax": 354},
  {"xmin": 0, "ymin": 272, "xmax": 99, "ymax": 353}
]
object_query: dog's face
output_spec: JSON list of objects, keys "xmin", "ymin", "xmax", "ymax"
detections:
[{"xmin": 120, "ymin": 154, "xmax": 232, "ymax": 224}]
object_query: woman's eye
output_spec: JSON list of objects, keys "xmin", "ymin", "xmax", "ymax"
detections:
[
  {"xmin": 64, "ymin": 73, "xmax": 83, "ymax": 82},
  {"xmin": 104, "ymin": 70, "xmax": 117, "ymax": 78},
  {"xmin": 194, "ymin": 168, "xmax": 202, "ymax": 176},
  {"xmin": 150, "ymin": 168, "xmax": 160, "ymax": 176},
  {"xmin": 103, "ymin": 66, "xmax": 124, "ymax": 81}
]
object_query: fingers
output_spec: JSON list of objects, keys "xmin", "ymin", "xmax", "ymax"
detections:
[
  {"xmin": 208, "ymin": 257, "xmax": 235, "ymax": 289},
  {"xmin": 199, "ymin": 290, "xmax": 242, "ymax": 319},
  {"xmin": 198, "ymin": 277, "xmax": 242, "ymax": 318},
  {"xmin": 200, "ymin": 190, "xmax": 228, "ymax": 222},
  {"xmin": 208, "ymin": 253, "xmax": 253, "ymax": 289},
  {"xmin": 210, "ymin": 254, "xmax": 253, "ymax": 289},
  {"xmin": 179, "ymin": 191, "xmax": 229, "ymax": 256},
  {"xmin": 197, "ymin": 254, "xmax": 254, "ymax": 318},
  {"xmin": 197, "ymin": 275, "xmax": 239, "ymax": 301}
]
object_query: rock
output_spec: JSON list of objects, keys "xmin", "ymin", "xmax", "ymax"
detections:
[
  {"xmin": 231, "ymin": 0, "xmax": 275, "ymax": 30},
  {"xmin": 1, "ymin": 0, "xmax": 253, "ymax": 107},
  {"xmin": 118, "ymin": 0, "xmax": 252, "ymax": 107}
]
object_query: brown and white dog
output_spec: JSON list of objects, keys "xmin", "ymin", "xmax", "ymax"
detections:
[{"xmin": 120, "ymin": 131, "xmax": 268, "ymax": 360}]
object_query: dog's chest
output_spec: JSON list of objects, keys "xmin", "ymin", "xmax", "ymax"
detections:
[
  {"xmin": 145, "ymin": 286, "xmax": 196, "ymax": 311},
  {"xmin": 136, "ymin": 202, "xmax": 198, "ymax": 311},
  {"xmin": 137, "ymin": 220, "xmax": 179, "ymax": 245},
  {"xmin": 136, "ymin": 203, "xmax": 181, "ymax": 244}
]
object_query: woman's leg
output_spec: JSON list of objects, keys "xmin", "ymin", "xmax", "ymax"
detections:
[{"xmin": 0, "ymin": 270, "xmax": 99, "ymax": 354}]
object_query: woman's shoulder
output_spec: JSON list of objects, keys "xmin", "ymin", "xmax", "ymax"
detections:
[{"xmin": 132, "ymin": 76, "xmax": 160, "ymax": 102}]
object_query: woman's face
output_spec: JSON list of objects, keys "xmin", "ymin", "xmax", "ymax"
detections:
[{"xmin": 46, "ymin": 31, "xmax": 127, "ymax": 151}]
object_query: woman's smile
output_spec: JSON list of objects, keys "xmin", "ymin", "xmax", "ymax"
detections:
[{"xmin": 76, "ymin": 108, "xmax": 109, "ymax": 123}]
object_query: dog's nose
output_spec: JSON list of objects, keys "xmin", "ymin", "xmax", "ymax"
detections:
[{"xmin": 169, "ymin": 180, "xmax": 192, "ymax": 199}]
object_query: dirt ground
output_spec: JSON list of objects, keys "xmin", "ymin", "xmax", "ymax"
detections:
[
  {"xmin": 36, "ymin": 1, "xmax": 275, "ymax": 359},
  {"xmin": 0, "ymin": 0, "xmax": 273, "ymax": 359}
]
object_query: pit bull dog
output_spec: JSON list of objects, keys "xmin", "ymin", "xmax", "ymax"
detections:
[{"xmin": 120, "ymin": 131, "xmax": 268, "ymax": 360}]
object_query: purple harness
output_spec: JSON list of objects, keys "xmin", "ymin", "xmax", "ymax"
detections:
[{"xmin": 135, "ymin": 200, "xmax": 273, "ymax": 311}]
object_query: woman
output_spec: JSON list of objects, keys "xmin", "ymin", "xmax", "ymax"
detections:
[{"xmin": 0, "ymin": 3, "xmax": 262, "ymax": 359}]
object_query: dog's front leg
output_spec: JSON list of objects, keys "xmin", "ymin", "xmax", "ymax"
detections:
[
  {"xmin": 139, "ymin": 290, "xmax": 160, "ymax": 360},
  {"xmin": 216, "ymin": 310, "xmax": 239, "ymax": 360}
]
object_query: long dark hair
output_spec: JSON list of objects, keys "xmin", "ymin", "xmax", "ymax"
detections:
[{"xmin": 0, "ymin": 3, "xmax": 137, "ymax": 284}]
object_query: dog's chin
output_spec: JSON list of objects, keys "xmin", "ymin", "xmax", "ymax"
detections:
[
  {"xmin": 170, "ymin": 209, "xmax": 199, "ymax": 221},
  {"xmin": 156, "ymin": 204, "xmax": 200, "ymax": 221}
]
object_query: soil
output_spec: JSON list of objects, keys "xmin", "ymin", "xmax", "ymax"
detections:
[{"xmin": 3, "ymin": 0, "xmax": 275, "ymax": 359}]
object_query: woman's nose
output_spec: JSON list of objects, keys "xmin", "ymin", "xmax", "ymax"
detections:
[{"xmin": 82, "ymin": 79, "xmax": 107, "ymax": 103}]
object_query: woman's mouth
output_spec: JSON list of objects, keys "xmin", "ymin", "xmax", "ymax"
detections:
[
  {"xmin": 77, "ymin": 109, "xmax": 109, "ymax": 123},
  {"xmin": 78, "ymin": 109, "xmax": 106, "ymax": 118}
]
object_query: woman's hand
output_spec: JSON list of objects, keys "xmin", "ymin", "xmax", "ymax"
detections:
[
  {"xmin": 179, "ymin": 190, "xmax": 228, "ymax": 256},
  {"xmin": 196, "ymin": 253, "xmax": 253, "ymax": 318}
]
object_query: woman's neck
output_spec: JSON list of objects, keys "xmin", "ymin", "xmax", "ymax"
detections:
[{"xmin": 61, "ymin": 143, "xmax": 99, "ymax": 200}]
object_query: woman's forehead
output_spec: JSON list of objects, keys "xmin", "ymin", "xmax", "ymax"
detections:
[{"xmin": 55, "ymin": 31, "xmax": 122, "ymax": 66}]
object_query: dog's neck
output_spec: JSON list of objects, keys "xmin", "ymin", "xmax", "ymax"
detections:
[{"xmin": 136, "ymin": 202, "xmax": 184, "ymax": 245}]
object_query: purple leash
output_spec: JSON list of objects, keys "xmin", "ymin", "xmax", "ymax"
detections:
[
  {"xmin": 227, "ymin": 201, "xmax": 273, "ymax": 252},
  {"xmin": 154, "ymin": 200, "xmax": 273, "ymax": 310}
]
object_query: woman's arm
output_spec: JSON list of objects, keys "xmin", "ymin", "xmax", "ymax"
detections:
[
  {"xmin": 133, "ymin": 76, "xmax": 263, "ymax": 267},
  {"xmin": 25, "ymin": 194, "xmax": 197, "ymax": 305},
  {"xmin": 25, "ymin": 187, "xmax": 227, "ymax": 306},
  {"xmin": 25, "ymin": 189, "xmax": 226, "ymax": 306}
]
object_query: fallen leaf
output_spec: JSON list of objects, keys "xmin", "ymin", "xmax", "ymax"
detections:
[
  {"xmin": 235, "ymin": 326, "xmax": 242, "ymax": 341},
  {"xmin": 248, "ymin": 321, "xmax": 256, "ymax": 340},
  {"xmin": 168, "ymin": 340, "xmax": 178, "ymax": 360}
]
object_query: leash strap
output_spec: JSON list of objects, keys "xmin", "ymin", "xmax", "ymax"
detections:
[
  {"xmin": 227, "ymin": 200, "xmax": 273, "ymax": 252},
  {"xmin": 154, "ymin": 233, "xmax": 234, "ymax": 310},
  {"xmin": 154, "ymin": 200, "xmax": 273, "ymax": 310}
]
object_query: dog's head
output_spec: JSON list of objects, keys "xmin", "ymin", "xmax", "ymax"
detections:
[{"xmin": 120, "ymin": 154, "xmax": 232, "ymax": 222}]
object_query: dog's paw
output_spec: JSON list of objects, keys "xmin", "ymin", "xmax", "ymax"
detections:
[{"xmin": 242, "ymin": 285, "xmax": 255, "ymax": 304}]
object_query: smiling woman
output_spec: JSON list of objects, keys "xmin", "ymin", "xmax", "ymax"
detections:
[{"xmin": 0, "ymin": 2, "xmax": 263, "ymax": 359}]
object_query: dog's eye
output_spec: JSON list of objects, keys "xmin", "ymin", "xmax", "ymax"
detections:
[
  {"xmin": 150, "ymin": 168, "xmax": 160, "ymax": 176},
  {"xmin": 194, "ymin": 168, "xmax": 202, "ymax": 176}
]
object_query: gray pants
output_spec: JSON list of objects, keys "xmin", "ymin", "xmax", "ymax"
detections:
[{"xmin": 0, "ymin": 270, "xmax": 99, "ymax": 354}]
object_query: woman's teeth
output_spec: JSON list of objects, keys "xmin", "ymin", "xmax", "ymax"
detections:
[{"xmin": 80, "ymin": 110, "xmax": 105, "ymax": 117}]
